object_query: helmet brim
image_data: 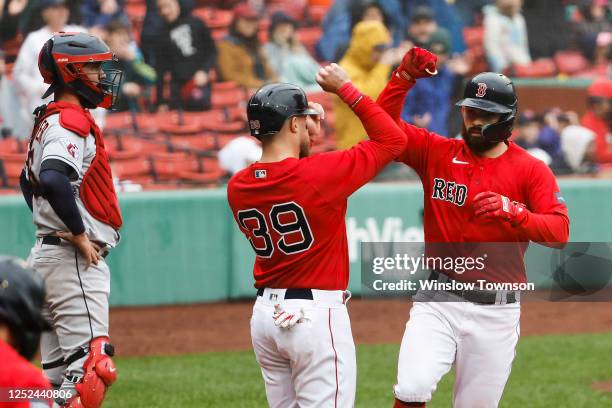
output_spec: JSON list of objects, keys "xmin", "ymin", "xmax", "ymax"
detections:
[
  {"xmin": 456, "ymin": 98, "xmax": 513, "ymax": 114},
  {"xmin": 300, "ymin": 108, "xmax": 322, "ymax": 116}
]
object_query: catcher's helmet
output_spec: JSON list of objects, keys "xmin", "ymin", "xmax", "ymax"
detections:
[
  {"xmin": 456, "ymin": 72, "xmax": 517, "ymax": 142},
  {"xmin": 0, "ymin": 256, "xmax": 50, "ymax": 360},
  {"xmin": 247, "ymin": 83, "xmax": 320, "ymax": 138},
  {"xmin": 38, "ymin": 32, "xmax": 123, "ymax": 109}
]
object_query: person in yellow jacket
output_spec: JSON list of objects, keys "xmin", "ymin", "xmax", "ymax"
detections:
[{"xmin": 335, "ymin": 20, "xmax": 406, "ymax": 149}]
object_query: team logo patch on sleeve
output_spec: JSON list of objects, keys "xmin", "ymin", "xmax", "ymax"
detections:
[
  {"xmin": 60, "ymin": 137, "xmax": 80, "ymax": 160},
  {"xmin": 254, "ymin": 169, "xmax": 267, "ymax": 179}
]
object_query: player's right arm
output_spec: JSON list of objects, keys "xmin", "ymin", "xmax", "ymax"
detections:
[
  {"xmin": 376, "ymin": 47, "xmax": 448, "ymax": 174},
  {"xmin": 300, "ymin": 64, "xmax": 406, "ymax": 202}
]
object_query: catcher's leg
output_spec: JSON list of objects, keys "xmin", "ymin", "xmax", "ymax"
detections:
[
  {"xmin": 452, "ymin": 302, "xmax": 521, "ymax": 408},
  {"xmin": 394, "ymin": 301, "xmax": 457, "ymax": 405},
  {"xmin": 63, "ymin": 337, "xmax": 117, "ymax": 408}
]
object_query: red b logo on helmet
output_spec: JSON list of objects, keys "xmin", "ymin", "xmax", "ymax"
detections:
[{"xmin": 475, "ymin": 83, "xmax": 487, "ymax": 98}]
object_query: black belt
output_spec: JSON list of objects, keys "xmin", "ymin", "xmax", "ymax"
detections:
[
  {"xmin": 428, "ymin": 271, "xmax": 517, "ymax": 304},
  {"xmin": 41, "ymin": 236, "xmax": 109, "ymax": 259},
  {"xmin": 257, "ymin": 288, "xmax": 314, "ymax": 300}
]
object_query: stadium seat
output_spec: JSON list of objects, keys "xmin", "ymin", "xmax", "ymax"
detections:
[
  {"xmin": 0, "ymin": 153, "xmax": 26, "ymax": 163},
  {"xmin": 0, "ymin": 138, "xmax": 22, "ymax": 155},
  {"xmin": 0, "ymin": 159, "xmax": 23, "ymax": 187},
  {"xmin": 514, "ymin": 59, "xmax": 556, "ymax": 77},
  {"xmin": 211, "ymin": 87, "xmax": 247, "ymax": 109},
  {"xmin": 167, "ymin": 134, "xmax": 217, "ymax": 152},
  {"xmin": 297, "ymin": 27, "xmax": 323, "ymax": 55},
  {"xmin": 554, "ymin": 51, "xmax": 589, "ymax": 75},
  {"xmin": 111, "ymin": 158, "xmax": 153, "ymax": 184}
]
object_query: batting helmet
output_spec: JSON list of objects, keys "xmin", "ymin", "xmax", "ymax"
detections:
[
  {"xmin": 247, "ymin": 83, "xmax": 320, "ymax": 138},
  {"xmin": 0, "ymin": 256, "xmax": 50, "ymax": 360},
  {"xmin": 38, "ymin": 32, "xmax": 123, "ymax": 109},
  {"xmin": 456, "ymin": 72, "xmax": 518, "ymax": 142}
]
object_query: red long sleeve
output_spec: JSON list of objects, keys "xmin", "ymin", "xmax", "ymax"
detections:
[
  {"xmin": 300, "ymin": 82, "xmax": 406, "ymax": 203},
  {"xmin": 516, "ymin": 160, "xmax": 570, "ymax": 247}
]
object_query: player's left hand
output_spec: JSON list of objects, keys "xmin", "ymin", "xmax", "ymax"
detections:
[
  {"xmin": 273, "ymin": 304, "xmax": 305, "ymax": 329},
  {"xmin": 473, "ymin": 191, "xmax": 528, "ymax": 225}
]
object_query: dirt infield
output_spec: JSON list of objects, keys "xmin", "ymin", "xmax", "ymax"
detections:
[{"xmin": 109, "ymin": 299, "xmax": 612, "ymax": 357}]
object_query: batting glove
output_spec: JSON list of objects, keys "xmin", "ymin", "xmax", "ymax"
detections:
[
  {"xmin": 273, "ymin": 304, "xmax": 305, "ymax": 329},
  {"xmin": 473, "ymin": 191, "xmax": 528, "ymax": 226},
  {"xmin": 397, "ymin": 47, "xmax": 438, "ymax": 81}
]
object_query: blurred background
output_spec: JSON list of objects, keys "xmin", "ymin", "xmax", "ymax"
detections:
[{"xmin": 0, "ymin": 0, "xmax": 611, "ymax": 190}]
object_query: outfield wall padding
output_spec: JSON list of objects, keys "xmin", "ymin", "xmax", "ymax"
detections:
[{"xmin": 1, "ymin": 179, "xmax": 611, "ymax": 306}]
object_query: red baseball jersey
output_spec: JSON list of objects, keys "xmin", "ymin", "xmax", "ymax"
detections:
[
  {"xmin": 227, "ymin": 84, "xmax": 406, "ymax": 290},
  {"xmin": 0, "ymin": 339, "xmax": 52, "ymax": 407},
  {"xmin": 377, "ymin": 73, "xmax": 569, "ymax": 283}
]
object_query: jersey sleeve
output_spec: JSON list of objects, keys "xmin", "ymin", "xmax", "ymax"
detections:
[
  {"xmin": 40, "ymin": 120, "xmax": 85, "ymax": 177},
  {"xmin": 376, "ymin": 70, "xmax": 449, "ymax": 176},
  {"xmin": 519, "ymin": 159, "xmax": 570, "ymax": 245},
  {"xmin": 300, "ymin": 83, "xmax": 406, "ymax": 204}
]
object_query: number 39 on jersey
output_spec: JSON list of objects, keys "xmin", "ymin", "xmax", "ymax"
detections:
[{"xmin": 237, "ymin": 201, "xmax": 314, "ymax": 258}]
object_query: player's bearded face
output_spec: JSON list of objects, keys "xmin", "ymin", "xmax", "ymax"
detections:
[
  {"xmin": 461, "ymin": 107, "xmax": 502, "ymax": 153},
  {"xmin": 297, "ymin": 116, "xmax": 311, "ymax": 158}
]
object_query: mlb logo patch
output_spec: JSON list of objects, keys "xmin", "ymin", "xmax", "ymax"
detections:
[
  {"xmin": 255, "ymin": 169, "xmax": 267, "ymax": 179},
  {"xmin": 269, "ymin": 293, "xmax": 278, "ymax": 302}
]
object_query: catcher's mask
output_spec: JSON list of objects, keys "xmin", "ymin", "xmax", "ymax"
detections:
[{"xmin": 38, "ymin": 32, "xmax": 123, "ymax": 109}]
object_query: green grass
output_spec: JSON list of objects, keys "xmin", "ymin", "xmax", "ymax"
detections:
[{"xmin": 104, "ymin": 332, "xmax": 612, "ymax": 408}]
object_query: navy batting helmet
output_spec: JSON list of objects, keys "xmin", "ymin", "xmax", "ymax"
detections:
[
  {"xmin": 456, "ymin": 72, "xmax": 518, "ymax": 142},
  {"xmin": 38, "ymin": 32, "xmax": 123, "ymax": 109},
  {"xmin": 247, "ymin": 83, "xmax": 320, "ymax": 138},
  {"xmin": 0, "ymin": 256, "xmax": 50, "ymax": 360}
]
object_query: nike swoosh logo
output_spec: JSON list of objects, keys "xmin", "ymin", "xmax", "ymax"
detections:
[
  {"xmin": 109, "ymin": 366, "xmax": 116, "ymax": 373},
  {"xmin": 452, "ymin": 157, "xmax": 470, "ymax": 165}
]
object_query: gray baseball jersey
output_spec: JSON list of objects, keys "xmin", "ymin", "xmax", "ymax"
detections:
[{"xmin": 28, "ymin": 113, "xmax": 119, "ymax": 247}]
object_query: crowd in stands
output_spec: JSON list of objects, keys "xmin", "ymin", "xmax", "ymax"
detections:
[{"xmin": 0, "ymin": 0, "xmax": 611, "ymax": 191}]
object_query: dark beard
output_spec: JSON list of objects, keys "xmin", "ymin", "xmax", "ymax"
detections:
[{"xmin": 461, "ymin": 123, "xmax": 498, "ymax": 153}]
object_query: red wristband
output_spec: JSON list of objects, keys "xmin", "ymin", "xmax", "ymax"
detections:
[{"xmin": 338, "ymin": 82, "xmax": 363, "ymax": 108}]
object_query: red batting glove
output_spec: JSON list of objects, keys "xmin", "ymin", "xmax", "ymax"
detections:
[
  {"xmin": 473, "ymin": 191, "xmax": 528, "ymax": 226},
  {"xmin": 397, "ymin": 47, "xmax": 438, "ymax": 81}
]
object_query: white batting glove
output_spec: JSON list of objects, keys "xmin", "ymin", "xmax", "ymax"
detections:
[{"xmin": 273, "ymin": 304, "xmax": 305, "ymax": 329}]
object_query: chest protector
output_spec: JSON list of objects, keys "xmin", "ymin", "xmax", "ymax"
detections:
[{"xmin": 28, "ymin": 102, "xmax": 123, "ymax": 230}]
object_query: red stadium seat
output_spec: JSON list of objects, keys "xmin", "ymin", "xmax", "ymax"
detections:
[
  {"xmin": 111, "ymin": 158, "xmax": 153, "ymax": 184},
  {"xmin": 0, "ymin": 153, "xmax": 26, "ymax": 163},
  {"xmin": 0, "ymin": 159, "xmax": 24, "ymax": 187},
  {"xmin": 0, "ymin": 138, "xmax": 22, "ymax": 155},
  {"xmin": 168, "ymin": 134, "xmax": 217, "ymax": 152},
  {"xmin": 514, "ymin": 59, "xmax": 556, "ymax": 77},
  {"xmin": 297, "ymin": 27, "xmax": 323, "ymax": 55},
  {"xmin": 211, "ymin": 88, "xmax": 247, "ymax": 109},
  {"xmin": 554, "ymin": 51, "xmax": 589, "ymax": 75}
]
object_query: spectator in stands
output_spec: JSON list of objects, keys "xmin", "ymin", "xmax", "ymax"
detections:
[
  {"xmin": 581, "ymin": 78, "xmax": 612, "ymax": 165},
  {"xmin": 559, "ymin": 113, "xmax": 597, "ymax": 173},
  {"xmin": 154, "ymin": 0, "xmax": 216, "ymax": 111},
  {"xmin": 80, "ymin": 0, "xmax": 128, "ymax": 29},
  {"xmin": 105, "ymin": 20, "xmax": 157, "ymax": 112},
  {"xmin": 410, "ymin": 0, "xmax": 467, "ymax": 54},
  {"xmin": 523, "ymin": 0, "xmax": 571, "ymax": 60},
  {"xmin": 405, "ymin": 6, "xmax": 437, "ymax": 49},
  {"xmin": 12, "ymin": 0, "xmax": 86, "ymax": 138},
  {"xmin": 316, "ymin": 0, "xmax": 404, "ymax": 62},
  {"xmin": 262, "ymin": 12, "xmax": 321, "ymax": 92},
  {"xmin": 514, "ymin": 112, "xmax": 553, "ymax": 166},
  {"xmin": 573, "ymin": 0, "xmax": 611, "ymax": 62},
  {"xmin": 402, "ymin": 29, "xmax": 469, "ymax": 137},
  {"xmin": 217, "ymin": 2, "xmax": 276, "ymax": 89},
  {"xmin": 454, "ymin": 0, "xmax": 491, "ymax": 27},
  {"xmin": 483, "ymin": 0, "xmax": 531, "ymax": 73},
  {"xmin": 141, "ymin": 0, "xmax": 194, "ymax": 66},
  {"xmin": 0, "ymin": 0, "xmax": 27, "ymax": 44},
  {"xmin": 18, "ymin": 0, "xmax": 81, "ymax": 36},
  {"xmin": 335, "ymin": 20, "xmax": 403, "ymax": 149}
]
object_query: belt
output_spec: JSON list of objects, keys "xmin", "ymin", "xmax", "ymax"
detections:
[
  {"xmin": 41, "ymin": 236, "xmax": 109, "ymax": 259},
  {"xmin": 428, "ymin": 271, "xmax": 517, "ymax": 304},
  {"xmin": 257, "ymin": 288, "xmax": 313, "ymax": 300}
]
